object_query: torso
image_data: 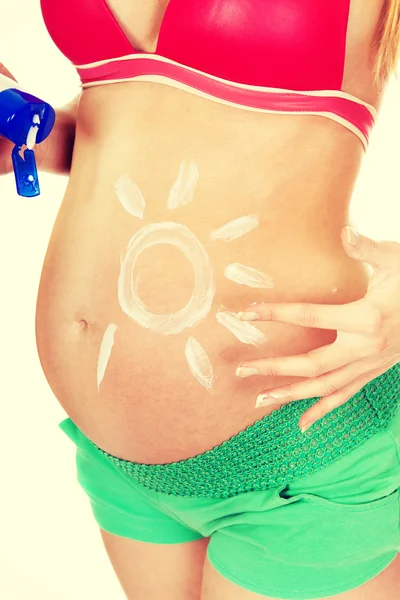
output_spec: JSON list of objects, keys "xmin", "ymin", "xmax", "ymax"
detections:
[{"xmin": 36, "ymin": 0, "xmax": 386, "ymax": 463}]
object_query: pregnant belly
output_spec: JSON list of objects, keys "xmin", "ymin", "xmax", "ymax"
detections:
[
  {"xmin": 35, "ymin": 186, "xmax": 370, "ymax": 464},
  {"xmin": 35, "ymin": 91, "xmax": 370, "ymax": 463}
]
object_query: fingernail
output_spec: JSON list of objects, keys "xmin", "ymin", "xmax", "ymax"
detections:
[
  {"xmin": 345, "ymin": 227, "xmax": 359, "ymax": 246},
  {"xmin": 255, "ymin": 391, "xmax": 289, "ymax": 407},
  {"xmin": 256, "ymin": 396, "xmax": 275, "ymax": 408},
  {"xmin": 300, "ymin": 422, "xmax": 312, "ymax": 433},
  {"xmin": 236, "ymin": 367, "xmax": 259, "ymax": 377},
  {"xmin": 237, "ymin": 311, "xmax": 259, "ymax": 321}
]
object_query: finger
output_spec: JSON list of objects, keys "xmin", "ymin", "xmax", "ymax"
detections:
[
  {"xmin": 0, "ymin": 62, "xmax": 17, "ymax": 82},
  {"xmin": 299, "ymin": 364, "xmax": 393, "ymax": 430},
  {"xmin": 238, "ymin": 299, "xmax": 381, "ymax": 335},
  {"xmin": 256, "ymin": 354, "xmax": 385, "ymax": 404},
  {"xmin": 343, "ymin": 229, "xmax": 400, "ymax": 272},
  {"xmin": 238, "ymin": 340, "xmax": 365, "ymax": 378}
]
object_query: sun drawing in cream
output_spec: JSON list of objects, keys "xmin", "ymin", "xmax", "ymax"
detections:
[{"xmin": 96, "ymin": 159, "xmax": 274, "ymax": 391}]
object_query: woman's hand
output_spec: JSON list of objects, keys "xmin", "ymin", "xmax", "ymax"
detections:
[
  {"xmin": 0, "ymin": 61, "xmax": 79, "ymax": 177},
  {"xmin": 236, "ymin": 227, "xmax": 400, "ymax": 432},
  {"xmin": 0, "ymin": 62, "xmax": 18, "ymax": 175}
]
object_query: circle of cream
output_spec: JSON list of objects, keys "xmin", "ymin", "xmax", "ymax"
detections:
[{"xmin": 118, "ymin": 222, "xmax": 215, "ymax": 334}]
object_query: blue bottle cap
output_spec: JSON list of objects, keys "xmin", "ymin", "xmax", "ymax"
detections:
[
  {"xmin": 11, "ymin": 145, "xmax": 40, "ymax": 197},
  {"xmin": 0, "ymin": 84, "xmax": 55, "ymax": 197}
]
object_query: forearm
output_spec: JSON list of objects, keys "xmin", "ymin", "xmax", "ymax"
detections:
[
  {"xmin": 35, "ymin": 105, "xmax": 77, "ymax": 176},
  {"xmin": 36, "ymin": 93, "xmax": 80, "ymax": 176}
]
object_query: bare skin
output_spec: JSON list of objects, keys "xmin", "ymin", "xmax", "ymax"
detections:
[
  {"xmin": 35, "ymin": 0, "xmax": 385, "ymax": 464},
  {"xmin": 34, "ymin": 1, "xmax": 400, "ymax": 598}
]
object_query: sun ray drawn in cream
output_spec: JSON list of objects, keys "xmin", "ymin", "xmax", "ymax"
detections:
[
  {"xmin": 111, "ymin": 161, "xmax": 272, "ymax": 391},
  {"xmin": 97, "ymin": 323, "xmax": 118, "ymax": 391},
  {"xmin": 216, "ymin": 311, "xmax": 268, "ymax": 347},
  {"xmin": 209, "ymin": 215, "xmax": 260, "ymax": 241},
  {"xmin": 167, "ymin": 160, "xmax": 199, "ymax": 209},
  {"xmin": 115, "ymin": 174, "xmax": 146, "ymax": 219},
  {"xmin": 185, "ymin": 336, "xmax": 214, "ymax": 391},
  {"xmin": 224, "ymin": 263, "xmax": 274, "ymax": 288}
]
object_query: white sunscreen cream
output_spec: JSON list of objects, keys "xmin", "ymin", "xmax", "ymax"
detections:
[
  {"xmin": 97, "ymin": 323, "xmax": 118, "ymax": 392},
  {"xmin": 185, "ymin": 336, "xmax": 214, "ymax": 390},
  {"xmin": 26, "ymin": 114, "xmax": 40, "ymax": 150},
  {"xmin": 115, "ymin": 174, "xmax": 146, "ymax": 219},
  {"xmin": 224, "ymin": 263, "xmax": 274, "ymax": 288},
  {"xmin": 113, "ymin": 164, "xmax": 273, "ymax": 392},
  {"xmin": 167, "ymin": 160, "xmax": 199, "ymax": 209},
  {"xmin": 209, "ymin": 215, "xmax": 259, "ymax": 241},
  {"xmin": 216, "ymin": 311, "xmax": 267, "ymax": 347},
  {"xmin": 118, "ymin": 222, "xmax": 215, "ymax": 335}
]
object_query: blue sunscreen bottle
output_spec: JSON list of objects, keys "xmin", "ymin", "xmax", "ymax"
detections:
[{"xmin": 0, "ymin": 73, "xmax": 56, "ymax": 197}]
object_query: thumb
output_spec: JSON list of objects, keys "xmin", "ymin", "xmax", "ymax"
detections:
[
  {"xmin": 0, "ymin": 62, "xmax": 18, "ymax": 83},
  {"xmin": 342, "ymin": 226, "xmax": 400, "ymax": 270}
]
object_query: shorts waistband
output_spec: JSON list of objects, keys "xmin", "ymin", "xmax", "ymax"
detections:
[{"xmin": 91, "ymin": 363, "xmax": 400, "ymax": 498}]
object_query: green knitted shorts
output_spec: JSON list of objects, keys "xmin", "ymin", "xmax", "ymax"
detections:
[{"xmin": 59, "ymin": 363, "xmax": 400, "ymax": 599}]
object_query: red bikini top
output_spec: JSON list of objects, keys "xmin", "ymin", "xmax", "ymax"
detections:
[{"xmin": 40, "ymin": 0, "xmax": 376, "ymax": 150}]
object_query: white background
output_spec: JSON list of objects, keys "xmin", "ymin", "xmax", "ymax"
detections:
[{"xmin": 0, "ymin": 1, "xmax": 400, "ymax": 598}]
